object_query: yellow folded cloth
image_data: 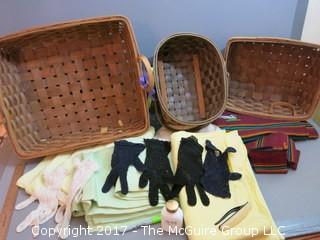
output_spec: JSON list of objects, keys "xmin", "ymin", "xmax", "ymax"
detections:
[{"xmin": 171, "ymin": 130, "xmax": 284, "ymax": 240}]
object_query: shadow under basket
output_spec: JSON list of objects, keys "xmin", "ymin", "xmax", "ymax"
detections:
[
  {"xmin": 225, "ymin": 37, "xmax": 320, "ymax": 121},
  {"xmin": 154, "ymin": 33, "xmax": 227, "ymax": 130},
  {"xmin": 0, "ymin": 16, "xmax": 153, "ymax": 159}
]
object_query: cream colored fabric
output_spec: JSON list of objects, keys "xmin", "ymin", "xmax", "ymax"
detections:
[
  {"xmin": 17, "ymin": 153, "xmax": 75, "ymax": 196},
  {"xmin": 171, "ymin": 130, "xmax": 284, "ymax": 240},
  {"xmin": 55, "ymin": 159, "xmax": 99, "ymax": 239},
  {"xmin": 155, "ymin": 124, "xmax": 220, "ymax": 141},
  {"xmin": 15, "ymin": 166, "xmax": 69, "ymax": 235}
]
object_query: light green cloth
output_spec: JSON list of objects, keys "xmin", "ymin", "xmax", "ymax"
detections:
[
  {"xmin": 73, "ymin": 128, "xmax": 164, "ymax": 230},
  {"xmin": 17, "ymin": 127, "xmax": 164, "ymax": 231},
  {"xmin": 85, "ymin": 211, "xmax": 161, "ymax": 231}
]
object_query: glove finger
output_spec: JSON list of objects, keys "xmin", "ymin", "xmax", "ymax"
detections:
[
  {"xmin": 171, "ymin": 171, "xmax": 185, "ymax": 185},
  {"xmin": 186, "ymin": 184, "xmax": 197, "ymax": 206},
  {"xmin": 139, "ymin": 172, "xmax": 149, "ymax": 188},
  {"xmin": 196, "ymin": 184, "xmax": 210, "ymax": 206},
  {"xmin": 119, "ymin": 171, "xmax": 129, "ymax": 195},
  {"xmin": 159, "ymin": 184, "xmax": 172, "ymax": 201},
  {"xmin": 164, "ymin": 175, "xmax": 175, "ymax": 184},
  {"xmin": 226, "ymin": 147, "xmax": 236, "ymax": 153},
  {"xmin": 205, "ymin": 140, "xmax": 218, "ymax": 152},
  {"xmin": 132, "ymin": 158, "xmax": 145, "ymax": 172},
  {"xmin": 149, "ymin": 179, "xmax": 159, "ymax": 206},
  {"xmin": 230, "ymin": 172, "xmax": 242, "ymax": 181},
  {"xmin": 101, "ymin": 170, "xmax": 118, "ymax": 193},
  {"xmin": 15, "ymin": 196, "xmax": 37, "ymax": 210},
  {"xmin": 171, "ymin": 184, "xmax": 183, "ymax": 198}
]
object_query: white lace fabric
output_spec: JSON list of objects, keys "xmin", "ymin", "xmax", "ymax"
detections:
[{"xmin": 15, "ymin": 157, "xmax": 99, "ymax": 238}]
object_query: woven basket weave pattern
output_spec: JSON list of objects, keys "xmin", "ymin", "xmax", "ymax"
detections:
[
  {"xmin": 155, "ymin": 34, "xmax": 226, "ymax": 129},
  {"xmin": 0, "ymin": 17, "xmax": 148, "ymax": 158},
  {"xmin": 226, "ymin": 38, "xmax": 320, "ymax": 120}
]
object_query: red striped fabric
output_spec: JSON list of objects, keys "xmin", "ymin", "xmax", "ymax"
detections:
[{"xmin": 214, "ymin": 111, "xmax": 317, "ymax": 174}]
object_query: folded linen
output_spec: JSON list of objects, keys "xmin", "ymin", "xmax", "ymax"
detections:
[
  {"xmin": 246, "ymin": 133, "xmax": 300, "ymax": 173},
  {"xmin": 171, "ymin": 130, "xmax": 284, "ymax": 240}
]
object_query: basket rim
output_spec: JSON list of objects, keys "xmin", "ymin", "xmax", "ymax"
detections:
[
  {"xmin": 224, "ymin": 36, "xmax": 320, "ymax": 121},
  {"xmin": 225, "ymin": 37, "xmax": 320, "ymax": 56},
  {"xmin": 0, "ymin": 15, "xmax": 151, "ymax": 159},
  {"xmin": 0, "ymin": 15, "xmax": 132, "ymax": 43},
  {"xmin": 153, "ymin": 32, "xmax": 228, "ymax": 126}
]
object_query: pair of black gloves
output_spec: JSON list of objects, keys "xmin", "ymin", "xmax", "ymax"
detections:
[
  {"xmin": 102, "ymin": 136, "xmax": 241, "ymax": 207},
  {"xmin": 173, "ymin": 136, "xmax": 242, "ymax": 206},
  {"xmin": 102, "ymin": 139, "xmax": 173, "ymax": 206}
]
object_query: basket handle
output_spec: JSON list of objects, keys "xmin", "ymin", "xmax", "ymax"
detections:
[
  {"xmin": 0, "ymin": 109, "xmax": 7, "ymax": 146},
  {"xmin": 270, "ymin": 101, "xmax": 296, "ymax": 116},
  {"xmin": 138, "ymin": 55, "xmax": 155, "ymax": 93},
  {"xmin": 0, "ymin": 107, "xmax": 6, "ymax": 126},
  {"xmin": 0, "ymin": 110, "xmax": 3, "ymax": 124}
]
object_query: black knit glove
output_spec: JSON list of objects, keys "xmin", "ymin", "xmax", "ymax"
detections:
[
  {"xmin": 139, "ymin": 139, "xmax": 173, "ymax": 206},
  {"xmin": 102, "ymin": 140, "xmax": 145, "ymax": 194},
  {"xmin": 201, "ymin": 140, "xmax": 242, "ymax": 198},
  {"xmin": 171, "ymin": 136, "xmax": 209, "ymax": 206}
]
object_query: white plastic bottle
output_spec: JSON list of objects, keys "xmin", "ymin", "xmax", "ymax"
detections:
[{"xmin": 161, "ymin": 200, "xmax": 184, "ymax": 233}]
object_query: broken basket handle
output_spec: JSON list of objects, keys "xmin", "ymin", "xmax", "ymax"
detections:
[
  {"xmin": 270, "ymin": 101, "xmax": 296, "ymax": 116},
  {"xmin": 138, "ymin": 55, "xmax": 155, "ymax": 93}
]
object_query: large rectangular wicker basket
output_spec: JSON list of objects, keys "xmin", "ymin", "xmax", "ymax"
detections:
[
  {"xmin": 0, "ymin": 16, "xmax": 154, "ymax": 159},
  {"xmin": 225, "ymin": 37, "xmax": 320, "ymax": 120}
]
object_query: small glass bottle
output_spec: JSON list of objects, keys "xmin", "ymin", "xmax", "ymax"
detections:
[{"xmin": 161, "ymin": 200, "xmax": 184, "ymax": 233}]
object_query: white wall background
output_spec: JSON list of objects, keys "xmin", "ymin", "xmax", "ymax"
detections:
[
  {"xmin": 301, "ymin": 0, "xmax": 320, "ymax": 43},
  {"xmin": 0, "ymin": 0, "xmax": 306, "ymax": 56}
]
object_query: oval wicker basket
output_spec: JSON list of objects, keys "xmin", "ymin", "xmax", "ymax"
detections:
[
  {"xmin": 153, "ymin": 33, "xmax": 228, "ymax": 130},
  {"xmin": 0, "ymin": 16, "xmax": 154, "ymax": 159},
  {"xmin": 225, "ymin": 37, "xmax": 320, "ymax": 120}
]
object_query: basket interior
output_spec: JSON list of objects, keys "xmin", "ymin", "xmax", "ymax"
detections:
[
  {"xmin": 227, "ymin": 40, "xmax": 320, "ymax": 118},
  {"xmin": 0, "ymin": 19, "xmax": 147, "ymax": 157},
  {"xmin": 157, "ymin": 35, "xmax": 225, "ymax": 122}
]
